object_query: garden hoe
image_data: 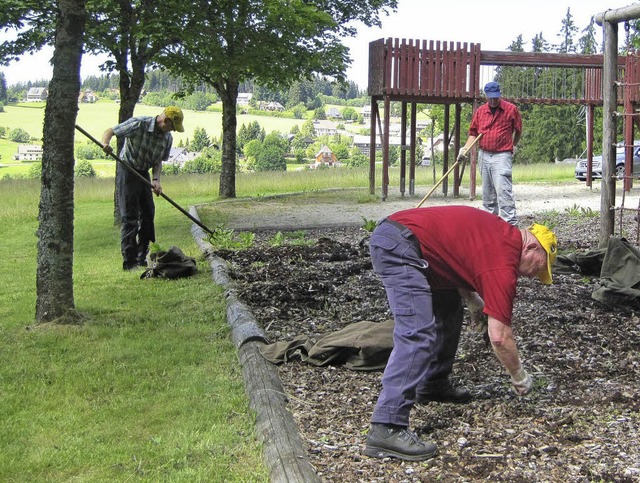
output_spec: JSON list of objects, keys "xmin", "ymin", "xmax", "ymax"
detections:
[{"xmin": 75, "ymin": 124, "xmax": 215, "ymax": 235}]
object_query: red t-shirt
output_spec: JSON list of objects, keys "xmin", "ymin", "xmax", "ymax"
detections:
[
  {"xmin": 469, "ymin": 100, "xmax": 522, "ymax": 153},
  {"xmin": 389, "ymin": 206, "xmax": 522, "ymax": 325}
]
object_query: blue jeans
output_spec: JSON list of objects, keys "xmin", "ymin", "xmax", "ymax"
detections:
[
  {"xmin": 479, "ymin": 150, "xmax": 517, "ymax": 225},
  {"xmin": 369, "ymin": 220, "xmax": 463, "ymax": 426}
]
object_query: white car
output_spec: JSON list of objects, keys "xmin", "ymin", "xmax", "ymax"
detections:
[{"xmin": 575, "ymin": 145, "xmax": 640, "ymax": 181}]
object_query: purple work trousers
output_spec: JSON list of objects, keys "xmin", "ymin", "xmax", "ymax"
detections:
[{"xmin": 369, "ymin": 220, "xmax": 463, "ymax": 426}]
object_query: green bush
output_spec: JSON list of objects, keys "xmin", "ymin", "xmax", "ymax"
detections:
[
  {"xmin": 10, "ymin": 128, "xmax": 31, "ymax": 143},
  {"xmin": 75, "ymin": 159, "xmax": 96, "ymax": 178},
  {"xmin": 161, "ymin": 163, "xmax": 181, "ymax": 175},
  {"xmin": 27, "ymin": 162, "xmax": 42, "ymax": 179},
  {"xmin": 75, "ymin": 142, "xmax": 104, "ymax": 160}
]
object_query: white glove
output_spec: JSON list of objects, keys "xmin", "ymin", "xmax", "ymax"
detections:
[
  {"xmin": 510, "ymin": 367, "xmax": 533, "ymax": 396},
  {"xmin": 457, "ymin": 148, "xmax": 468, "ymax": 162}
]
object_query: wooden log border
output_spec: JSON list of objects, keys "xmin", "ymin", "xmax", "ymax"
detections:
[{"xmin": 190, "ymin": 207, "xmax": 321, "ymax": 483}]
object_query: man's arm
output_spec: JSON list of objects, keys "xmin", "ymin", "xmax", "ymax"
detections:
[
  {"xmin": 101, "ymin": 127, "xmax": 115, "ymax": 154},
  {"xmin": 151, "ymin": 162, "xmax": 163, "ymax": 196},
  {"xmin": 512, "ymin": 130, "xmax": 522, "ymax": 147},
  {"xmin": 488, "ymin": 316, "xmax": 532, "ymax": 395}
]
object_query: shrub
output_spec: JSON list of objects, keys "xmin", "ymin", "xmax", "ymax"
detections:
[
  {"xmin": 27, "ymin": 162, "xmax": 42, "ymax": 179},
  {"xmin": 10, "ymin": 128, "xmax": 31, "ymax": 143},
  {"xmin": 161, "ymin": 163, "xmax": 181, "ymax": 175},
  {"xmin": 75, "ymin": 159, "xmax": 96, "ymax": 178},
  {"xmin": 75, "ymin": 142, "xmax": 104, "ymax": 160}
]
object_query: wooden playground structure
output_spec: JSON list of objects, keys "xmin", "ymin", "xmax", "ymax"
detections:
[{"xmin": 366, "ymin": 4, "xmax": 640, "ymax": 246}]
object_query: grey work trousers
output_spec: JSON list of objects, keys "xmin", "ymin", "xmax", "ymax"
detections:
[{"xmin": 479, "ymin": 149, "xmax": 517, "ymax": 225}]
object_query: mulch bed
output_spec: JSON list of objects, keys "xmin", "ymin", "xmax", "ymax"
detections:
[{"xmin": 214, "ymin": 212, "xmax": 640, "ymax": 482}]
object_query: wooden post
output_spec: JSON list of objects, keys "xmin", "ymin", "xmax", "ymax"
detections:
[
  {"xmin": 600, "ymin": 19, "xmax": 618, "ymax": 247},
  {"xmin": 454, "ymin": 103, "xmax": 462, "ymax": 197},
  {"xmin": 410, "ymin": 102, "xmax": 417, "ymax": 196},
  {"xmin": 369, "ymin": 98, "xmax": 376, "ymax": 195},
  {"xmin": 383, "ymin": 96, "xmax": 391, "ymax": 200},
  {"xmin": 400, "ymin": 101, "xmax": 407, "ymax": 197}
]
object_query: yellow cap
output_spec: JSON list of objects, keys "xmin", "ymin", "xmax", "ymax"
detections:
[
  {"xmin": 164, "ymin": 106, "xmax": 184, "ymax": 132},
  {"xmin": 528, "ymin": 223, "xmax": 558, "ymax": 285}
]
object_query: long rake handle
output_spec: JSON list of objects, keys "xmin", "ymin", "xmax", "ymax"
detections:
[
  {"xmin": 415, "ymin": 133, "xmax": 484, "ymax": 208},
  {"xmin": 75, "ymin": 124, "xmax": 215, "ymax": 235}
]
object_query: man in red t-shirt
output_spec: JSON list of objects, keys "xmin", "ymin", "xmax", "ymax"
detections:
[
  {"xmin": 460, "ymin": 82, "xmax": 522, "ymax": 225},
  {"xmin": 364, "ymin": 206, "xmax": 557, "ymax": 462}
]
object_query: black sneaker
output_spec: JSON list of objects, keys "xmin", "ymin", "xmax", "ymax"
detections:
[
  {"xmin": 364, "ymin": 423, "xmax": 438, "ymax": 461},
  {"xmin": 417, "ymin": 382, "xmax": 472, "ymax": 404}
]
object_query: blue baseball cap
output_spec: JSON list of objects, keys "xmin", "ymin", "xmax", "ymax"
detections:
[{"xmin": 484, "ymin": 82, "xmax": 501, "ymax": 98}]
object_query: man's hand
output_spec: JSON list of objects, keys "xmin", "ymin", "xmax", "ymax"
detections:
[
  {"xmin": 457, "ymin": 148, "xmax": 468, "ymax": 162},
  {"xmin": 151, "ymin": 180, "xmax": 162, "ymax": 196},
  {"xmin": 102, "ymin": 144, "xmax": 113, "ymax": 155},
  {"xmin": 510, "ymin": 367, "xmax": 533, "ymax": 396}
]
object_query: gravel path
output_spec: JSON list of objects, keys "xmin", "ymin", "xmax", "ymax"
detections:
[{"xmin": 220, "ymin": 182, "xmax": 638, "ymax": 231}]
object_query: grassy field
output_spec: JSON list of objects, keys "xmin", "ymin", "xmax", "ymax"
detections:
[
  {"xmin": 0, "ymin": 174, "xmax": 269, "ymax": 482},
  {"xmin": 0, "ymin": 100, "xmax": 309, "ymax": 177}
]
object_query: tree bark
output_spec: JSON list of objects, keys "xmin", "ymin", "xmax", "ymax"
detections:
[
  {"xmin": 218, "ymin": 78, "xmax": 239, "ymax": 198},
  {"xmin": 35, "ymin": 0, "xmax": 86, "ymax": 322}
]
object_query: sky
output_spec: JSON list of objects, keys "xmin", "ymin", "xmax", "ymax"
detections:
[{"xmin": 0, "ymin": 0, "xmax": 633, "ymax": 89}]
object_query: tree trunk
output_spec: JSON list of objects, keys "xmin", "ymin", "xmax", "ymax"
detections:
[
  {"xmin": 218, "ymin": 78, "xmax": 239, "ymax": 198},
  {"xmin": 35, "ymin": 0, "xmax": 86, "ymax": 323}
]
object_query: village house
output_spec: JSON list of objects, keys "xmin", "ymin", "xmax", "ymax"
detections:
[
  {"xmin": 261, "ymin": 101, "xmax": 285, "ymax": 112},
  {"xmin": 327, "ymin": 107, "xmax": 342, "ymax": 119},
  {"xmin": 13, "ymin": 144, "xmax": 43, "ymax": 161},
  {"xmin": 78, "ymin": 89, "xmax": 98, "ymax": 103},
  {"xmin": 310, "ymin": 145, "xmax": 339, "ymax": 169},
  {"xmin": 351, "ymin": 135, "xmax": 412, "ymax": 155},
  {"xmin": 237, "ymin": 93, "xmax": 253, "ymax": 106},
  {"xmin": 26, "ymin": 87, "xmax": 48, "ymax": 102},
  {"xmin": 166, "ymin": 147, "xmax": 199, "ymax": 167},
  {"xmin": 312, "ymin": 120, "xmax": 338, "ymax": 137}
]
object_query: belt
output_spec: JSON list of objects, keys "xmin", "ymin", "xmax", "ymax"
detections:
[{"xmin": 378, "ymin": 218, "xmax": 422, "ymax": 254}]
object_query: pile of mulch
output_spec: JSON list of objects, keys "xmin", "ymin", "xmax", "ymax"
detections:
[{"xmin": 214, "ymin": 212, "xmax": 640, "ymax": 482}]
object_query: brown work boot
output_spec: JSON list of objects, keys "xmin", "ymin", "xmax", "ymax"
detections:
[{"xmin": 364, "ymin": 423, "xmax": 438, "ymax": 461}]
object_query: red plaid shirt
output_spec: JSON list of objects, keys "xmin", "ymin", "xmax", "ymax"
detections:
[{"xmin": 469, "ymin": 100, "xmax": 522, "ymax": 153}]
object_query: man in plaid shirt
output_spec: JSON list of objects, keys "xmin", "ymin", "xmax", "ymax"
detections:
[
  {"xmin": 460, "ymin": 82, "xmax": 522, "ymax": 225},
  {"xmin": 102, "ymin": 106, "xmax": 185, "ymax": 270}
]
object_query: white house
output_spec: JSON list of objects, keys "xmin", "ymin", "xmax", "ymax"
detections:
[
  {"xmin": 14, "ymin": 144, "xmax": 43, "ymax": 161},
  {"xmin": 238, "ymin": 93, "xmax": 253, "ymax": 106},
  {"xmin": 79, "ymin": 89, "xmax": 98, "ymax": 103},
  {"xmin": 166, "ymin": 147, "xmax": 199, "ymax": 166},
  {"xmin": 351, "ymin": 134, "xmax": 410, "ymax": 155},
  {"xmin": 26, "ymin": 87, "xmax": 48, "ymax": 102},
  {"xmin": 312, "ymin": 120, "xmax": 338, "ymax": 136}
]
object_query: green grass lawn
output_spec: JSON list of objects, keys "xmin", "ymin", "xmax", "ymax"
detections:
[{"xmin": 0, "ymin": 175, "xmax": 268, "ymax": 482}]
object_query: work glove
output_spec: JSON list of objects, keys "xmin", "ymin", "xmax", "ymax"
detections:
[
  {"xmin": 457, "ymin": 148, "xmax": 468, "ymax": 162},
  {"xmin": 510, "ymin": 367, "xmax": 533, "ymax": 396}
]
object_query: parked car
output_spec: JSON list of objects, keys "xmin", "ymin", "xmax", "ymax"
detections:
[{"xmin": 575, "ymin": 144, "xmax": 640, "ymax": 181}]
